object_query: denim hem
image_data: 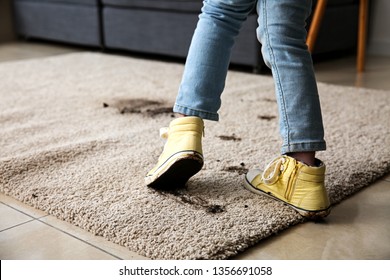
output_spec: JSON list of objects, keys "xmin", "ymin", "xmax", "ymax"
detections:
[
  {"xmin": 173, "ymin": 103, "xmax": 219, "ymax": 121},
  {"xmin": 281, "ymin": 141, "xmax": 326, "ymax": 154}
]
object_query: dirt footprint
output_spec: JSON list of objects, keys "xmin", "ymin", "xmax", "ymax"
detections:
[
  {"xmin": 153, "ymin": 187, "xmax": 225, "ymax": 214},
  {"xmin": 103, "ymin": 98, "xmax": 174, "ymax": 118}
]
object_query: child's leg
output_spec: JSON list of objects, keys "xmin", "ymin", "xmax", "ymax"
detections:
[
  {"xmin": 245, "ymin": 0, "xmax": 330, "ymax": 218},
  {"xmin": 256, "ymin": 0, "xmax": 326, "ymax": 157},
  {"xmin": 146, "ymin": 0, "xmax": 256, "ymax": 188},
  {"xmin": 174, "ymin": 0, "xmax": 257, "ymax": 121}
]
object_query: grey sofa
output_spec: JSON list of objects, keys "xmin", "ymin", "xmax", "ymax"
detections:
[
  {"xmin": 13, "ymin": 0, "xmax": 102, "ymax": 47},
  {"xmin": 102, "ymin": 0, "xmax": 262, "ymax": 68},
  {"xmin": 13, "ymin": 0, "xmax": 360, "ymax": 71}
]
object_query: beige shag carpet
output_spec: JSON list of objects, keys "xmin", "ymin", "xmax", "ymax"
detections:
[{"xmin": 1, "ymin": 53, "xmax": 389, "ymax": 259}]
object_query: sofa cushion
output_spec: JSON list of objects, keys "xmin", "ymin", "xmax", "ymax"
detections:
[
  {"xmin": 14, "ymin": 0, "xmax": 101, "ymax": 46},
  {"xmin": 102, "ymin": 0, "xmax": 203, "ymax": 12},
  {"xmin": 16, "ymin": 0, "xmax": 99, "ymax": 5}
]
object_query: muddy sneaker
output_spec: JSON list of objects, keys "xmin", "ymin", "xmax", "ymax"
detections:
[
  {"xmin": 244, "ymin": 155, "xmax": 331, "ymax": 219},
  {"xmin": 145, "ymin": 116, "xmax": 204, "ymax": 189}
]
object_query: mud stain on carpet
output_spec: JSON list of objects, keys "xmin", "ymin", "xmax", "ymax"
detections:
[
  {"xmin": 223, "ymin": 163, "xmax": 248, "ymax": 175},
  {"xmin": 154, "ymin": 187, "xmax": 225, "ymax": 214},
  {"xmin": 104, "ymin": 98, "xmax": 175, "ymax": 118},
  {"xmin": 217, "ymin": 134, "xmax": 242, "ymax": 141}
]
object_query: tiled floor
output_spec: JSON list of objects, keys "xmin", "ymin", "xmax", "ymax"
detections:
[{"xmin": 1, "ymin": 41, "xmax": 389, "ymax": 260}]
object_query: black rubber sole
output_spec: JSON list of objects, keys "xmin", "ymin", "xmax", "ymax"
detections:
[{"xmin": 147, "ymin": 156, "xmax": 203, "ymax": 190}]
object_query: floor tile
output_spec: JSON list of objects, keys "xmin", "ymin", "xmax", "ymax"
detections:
[
  {"xmin": 0, "ymin": 41, "xmax": 81, "ymax": 63},
  {"xmin": 0, "ymin": 203, "xmax": 33, "ymax": 231},
  {"xmin": 40, "ymin": 215, "xmax": 150, "ymax": 260},
  {"xmin": 0, "ymin": 193, "xmax": 48, "ymax": 219},
  {"xmin": 314, "ymin": 56, "xmax": 390, "ymax": 91},
  {"xmin": 234, "ymin": 179, "xmax": 390, "ymax": 259},
  {"xmin": 0, "ymin": 220, "xmax": 118, "ymax": 260}
]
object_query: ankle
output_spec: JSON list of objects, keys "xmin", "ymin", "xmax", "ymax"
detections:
[{"xmin": 287, "ymin": 152, "xmax": 316, "ymax": 166}]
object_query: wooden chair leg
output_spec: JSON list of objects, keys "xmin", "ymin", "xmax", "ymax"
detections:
[
  {"xmin": 307, "ymin": 0, "xmax": 328, "ymax": 53},
  {"xmin": 357, "ymin": 0, "xmax": 369, "ymax": 72}
]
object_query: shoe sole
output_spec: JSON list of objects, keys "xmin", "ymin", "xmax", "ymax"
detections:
[
  {"xmin": 244, "ymin": 174, "xmax": 331, "ymax": 219},
  {"xmin": 145, "ymin": 151, "xmax": 203, "ymax": 189}
]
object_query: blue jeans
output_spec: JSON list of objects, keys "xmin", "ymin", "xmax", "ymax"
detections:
[{"xmin": 173, "ymin": 0, "xmax": 326, "ymax": 154}]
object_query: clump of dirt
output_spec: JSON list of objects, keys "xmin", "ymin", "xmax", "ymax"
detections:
[
  {"xmin": 207, "ymin": 205, "xmax": 225, "ymax": 213},
  {"xmin": 223, "ymin": 162, "xmax": 248, "ymax": 175},
  {"xmin": 217, "ymin": 134, "xmax": 242, "ymax": 141},
  {"xmin": 258, "ymin": 115, "xmax": 276, "ymax": 121}
]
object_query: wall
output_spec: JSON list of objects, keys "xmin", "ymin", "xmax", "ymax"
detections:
[
  {"xmin": 0, "ymin": 0, "xmax": 15, "ymax": 42},
  {"xmin": 368, "ymin": 0, "xmax": 390, "ymax": 56}
]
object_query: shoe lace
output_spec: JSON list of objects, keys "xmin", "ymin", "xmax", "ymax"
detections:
[{"xmin": 262, "ymin": 156, "xmax": 286, "ymax": 184}]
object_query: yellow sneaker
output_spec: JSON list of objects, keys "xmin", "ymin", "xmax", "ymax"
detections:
[
  {"xmin": 244, "ymin": 155, "xmax": 331, "ymax": 218},
  {"xmin": 145, "ymin": 116, "xmax": 204, "ymax": 188}
]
